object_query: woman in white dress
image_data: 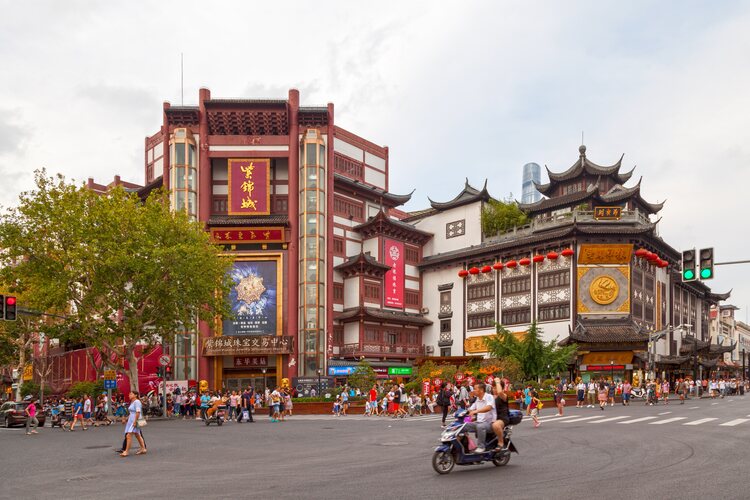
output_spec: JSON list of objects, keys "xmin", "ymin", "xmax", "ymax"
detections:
[{"xmin": 121, "ymin": 391, "xmax": 147, "ymax": 457}]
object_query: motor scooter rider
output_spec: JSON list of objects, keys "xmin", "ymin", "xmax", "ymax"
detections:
[
  {"xmin": 463, "ymin": 382, "xmax": 496, "ymax": 454},
  {"xmin": 490, "ymin": 378, "xmax": 510, "ymax": 450}
]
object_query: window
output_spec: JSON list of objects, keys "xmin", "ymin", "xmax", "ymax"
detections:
[
  {"xmin": 365, "ymin": 328, "xmax": 380, "ymax": 342},
  {"xmin": 644, "ymin": 274, "xmax": 654, "ymax": 292},
  {"xmin": 446, "ymin": 220, "xmax": 465, "ymax": 239},
  {"xmin": 405, "ymin": 332, "xmax": 418, "ymax": 345},
  {"xmin": 405, "ymin": 290, "xmax": 420, "ymax": 307},
  {"xmin": 212, "ymin": 196, "xmax": 228, "ymax": 214},
  {"xmin": 467, "ymin": 313, "xmax": 494, "ymax": 330},
  {"xmin": 440, "ymin": 347, "xmax": 451, "ymax": 357},
  {"xmin": 502, "ymin": 277, "xmax": 531, "ymax": 295},
  {"xmin": 333, "ymin": 153, "xmax": 363, "ymax": 180},
  {"xmin": 333, "ymin": 327, "xmax": 344, "ymax": 345},
  {"xmin": 440, "ymin": 319, "xmax": 451, "ymax": 333},
  {"xmin": 274, "ymin": 196, "xmax": 288, "ymax": 213},
  {"xmin": 440, "ymin": 292, "xmax": 451, "ymax": 306},
  {"xmin": 537, "ymin": 270, "xmax": 570, "ymax": 290},
  {"xmin": 405, "ymin": 246, "xmax": 420, "ymax": 264},
  {"xmin": 502, "ymin": 308, "xmax": 531, "ymax": 326},
  {"xmin": 364, "ymin": 282, "xmax": 381, "ymax": 300},
  {"xmin": 333, "ymin": 283, "xmax": 344, "ymax": 303},
  {"xmin": 333, "ymin": 196, "xmax": 364, "ymax": 221},
  {"xmin": 467, "ymin": 282, "xmax": 494, "ymax": 300},
  {"xmin": 538, "ymin": 303, "xmax": 570, "ymax": 321},
  {"xmin": 633, "ymin": 301, "xmax": 643, "ymax": 318},
  {"xmin": 645, "ymin": 305, "xmax": 654, "ymax": 322},
  {"xmin": 633, "ymin": 269, "xmax": 643, "ymax": 288},
  {"xmin": 333, "ymin": 237, "xmax": 345, "ymax": 256}
]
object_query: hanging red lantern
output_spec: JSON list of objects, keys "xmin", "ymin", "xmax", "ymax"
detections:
[
  {"xmin": 658, "ymin": 259, "xmax": 669, "ymax": 268},
  {"xmin": 519, "ymin": 257, "xmax": 531, "ymax": 266},
  {"xmin": 547, "ymin": 251, "xmax": 559, "ymax": 260},
  {"xmin": 506, "ymin": 260, "xmax": 517, "ymax": 268},
  {"xmin": 481, "ymin": 265, "xmax": 492, "ymax": 273},
  {"xmin": 646, "ymin": 252, "xmax": 659, "ymax": 262},
  {"xmin": 635, "ymin": 248, "xmax": 648, "ymax": 258},
  {"xmin": 561, "ymin": 248, "xmax": 575, "ymax": 257},
  {"xmin": 458, "ymin": 269, "xmax": 469, "ymax": 278},
  {"xmin": 492, "ymin": 262, "xmax": 504, "ymax": 271},
  {"xmin": 533, "ymin": 255, "xmax": 545, "ymax": 263},
  {"xmin": 469, "ymin": 267, "xmax": 480, "ymax": 275}
]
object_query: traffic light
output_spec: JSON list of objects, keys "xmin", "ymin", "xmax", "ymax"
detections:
[
  {"xmin": 681, "ymin": 249, "xmax": 697, "ymax": 282},
  {"xmin": 165, "ymin": 365, "xmax": 172, "ymax": 378},
  {"xmin": 4, "ymin": 296, "xmax": 16, "ymax": 321},
  {"xmin": 699, "ymin": 247, "xmax": 714, "ymax": 280},
  {"xmin": 156, "ymin": 367, "xmax": 164, "ymax": 378}
]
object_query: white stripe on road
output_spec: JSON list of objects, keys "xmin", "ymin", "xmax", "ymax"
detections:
[
  {"xmin": 589, "ymin": 416, "xmax": 629, "ymax": 424},
  {"xmin": 719, "ymin": 418, "xmax": 750, "ymax": 427},
  {"xmin": 618, "ymin": 416, "xmax": 658, "ymax": 424},
  {"xmin": 711, "ymin": 403, "xmax": 719, "ymax": 406},
  {"xmin": 537, "ymin": 415, "xmax": 580, "ymax": 422},
  {"xmin": 562, "ymin": 416, "xmax": 603, "ymax": 423},
  {"xmin": 650, "ymin": 417, "xmax": 687, "ymax": 425},
  {"xmin": 689, "ymin": 407, "xmax": 700, "ymax": 409},
  {"xmin": 658, "ymin": 411, "xmax": 672, "ymax": 415},
  {"xmin": 683, "ymin": 418, "xmax": 717, "ymax": 426}
]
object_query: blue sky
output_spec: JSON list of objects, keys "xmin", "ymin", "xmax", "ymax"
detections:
[{"xmin": 1, "ymin": 0, "xmax": 749, "ymax": 319}]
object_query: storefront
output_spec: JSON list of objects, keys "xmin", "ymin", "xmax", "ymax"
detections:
[
  {"xmin": 202, "ymin": 335, "xmax": 293, "ymax": 391},
  {"xmin": 579, "ymin": 351, "xmax": 634, "ymax": 383}
]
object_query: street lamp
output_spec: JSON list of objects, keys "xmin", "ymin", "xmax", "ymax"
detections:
[
  {"xmin": 261, "ymin": 368, "xmax": 267, "ymax": 392},
  {"xmin": 610, "ymin": 360, "xmax": 614, "ymax": 384},
  {"xmin": 316, "ymin": 369, "xmax": 322, "ymax": 397}
]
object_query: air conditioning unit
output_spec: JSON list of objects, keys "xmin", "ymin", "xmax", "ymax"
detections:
[
  {"xmin": 420, "ymin": 307, "xmax": 430, "ymax": 315},
  {"xmin": 425, "ymin": 346, "xmax": 435, "ymax": 354}
]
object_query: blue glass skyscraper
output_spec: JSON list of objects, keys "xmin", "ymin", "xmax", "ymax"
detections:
[{"xmin": 522, "ymin": 162, "xmax": 541, "ymax": 204}]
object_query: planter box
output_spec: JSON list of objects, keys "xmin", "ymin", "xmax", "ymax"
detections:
[{"xmin": 291, "ymin": 401, "xmax": 366, "ymax": 415}]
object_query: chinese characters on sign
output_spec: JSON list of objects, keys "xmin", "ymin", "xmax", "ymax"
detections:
[
  {"xmin": 224, "ymin": 260, "xmax": 278, "ymax": 336},
  {"xmin": 593, "ymin": 206, "xmax": 622, "ymax": 220},
  {"xmin": 211, "ymin": 227, "xmax": 284, "ymax": 243},
  {"xmin": 578, "ymin": 244, "xmax": 633, "ymax": 265},
  {"xmin": 384, "ymin": 239, "xmax": 404, "ymax": 308},
  {"xmin": 228, "ymin": 159, "xmax": 271, "ymax": 215},
  {"xmin": 202, "ymin": 336, "xmax": 294, "ymax": 356},
  {"xmin": 233, "ymin": 356, "xmax": 268, "ymax": 368}
]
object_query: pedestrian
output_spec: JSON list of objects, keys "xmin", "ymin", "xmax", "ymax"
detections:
[
  {"xmin": 120, "ymin": 391, "xmax": 147, "ymax": 457},
  {"xmin": 622, "ymin": 379, "xmax": 632, "ymax": 406},
  {"xmin": 340, "ymin": 387, "xmax": 349, "ymax": 416},
  {"xmin": 228, "ymin": 391, "xmax": 239, "ymax": 421},
  {"xmin": 587, "ymin": 380, "xmax": 597, "ymax": 408},
  {"xmin": 662, "ymin": 380, "xmax": 670, "ymax": 405},
  {"xmin": 576, "ymin": 379, "xmax": 586, "ymax": 408},
  {"xmin": 524, "ymin": 385, "xmax": 533, "ymax": 413},
  {"xmin": 437, "ymin": 382, "xmax": 450, "ymax": 427},
  {"xmin": 70, "ymin": 397, "xmax": 87, "ymax": 431},
  {"xmin": 607, "ymin": 380, "xmax": 615, "ymax": 406},
  {"xmin": 284, "ymin": 389, "xmax": 293, "ymax": 417},
  {"xmin": 270, "ymin": 386, "xmax": 282, "ymax": 422},
  {"xmin": 25, "ymin": 397, "xmax": 39, "ymax": 435},
  {"xmin": 529, "ymin": 391, "xmax": 542, "ymax": 428},
  {"xmin": 597, "ymin": 381, "xmax": 607, "ymax": 411},
  {"xmin": 678, "ymin": 379, "xmax": 687, "ymax": 404},
  {"xmin": 368, "ymin": 384, "xmax": 378, "ymax": 416},
  {"xmin": 83, "ymin": 394, "xmax": 94, "ymax": 427}
]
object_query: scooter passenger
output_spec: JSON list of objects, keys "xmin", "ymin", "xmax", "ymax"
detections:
[
  {"xmin": 464, "ymin": 382, "xmax": 496, "ymax": 454},
  {"xmin": 491, "ymin": 378, "xmax": 510, "ymax": 450}
]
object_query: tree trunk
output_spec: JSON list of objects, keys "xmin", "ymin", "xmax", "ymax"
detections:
[
  {"xmin": 125, "ymin": 345, "xmax": 139, "ymax": 393},
  {"xmin": 15, "ymin": 341, "xmax": 26, "ymax": 402}
]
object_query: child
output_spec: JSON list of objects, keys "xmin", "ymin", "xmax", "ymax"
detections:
[
  {"xmin": 529, "ymin": 391, "xmax": 542, "ymax": 428},
  {"xmin": 333, "ymin": 396, "xmax": 341, "ymax": 417},
  {"xmin": 381, "ymin": 396, "xmax": 388, "ymax": 417}
]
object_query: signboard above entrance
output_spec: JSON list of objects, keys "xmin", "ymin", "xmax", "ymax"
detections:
[
  {"xmin": 593, "ymin": 206, "xmax": 622, "ymax": 221},
  {"xmin": 202, "ymin": 335, "xmax": 293, "ymax": 356}
]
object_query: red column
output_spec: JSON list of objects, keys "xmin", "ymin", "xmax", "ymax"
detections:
[
  {"xmin": 197, "ymin": 88, "xmax": 213, "ymax": 387},
  {"xmin": 287, "ymin": 89, "xmax": 300, "ymax": 379},
  {"xmin": 162, "ymin": 102, "xmax": 170, "ymax": 190},
  {"xmin": 325, "ymin": 103, "xmax": 335, "ymax": 372}
]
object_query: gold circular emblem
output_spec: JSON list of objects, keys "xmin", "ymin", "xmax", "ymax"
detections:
[{"xmin": 589, "ymin": 275, "xmax": 619, "ymax": 305}]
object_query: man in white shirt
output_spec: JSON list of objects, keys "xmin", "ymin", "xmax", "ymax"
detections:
[{"xmin": 463, "ymin": 383, "xmax": 496, "ymax": 453}]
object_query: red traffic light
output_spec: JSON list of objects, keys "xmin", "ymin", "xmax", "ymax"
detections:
[{"xmin": 6, "ymin": 297, "xmax": 16, "ymax": 306}]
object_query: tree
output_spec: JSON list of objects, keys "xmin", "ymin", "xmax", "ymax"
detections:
[
  {"xmin": 0, "ymin": 312, "xmax": 38, "ymax": 401},
  {"xmin": 484, "ymin": 321, "xmax": 577, "ymax": 382},
  {"xmin": 0, "ymin": 171, "xmax": 233, "ymax": 392},
  {"xmin": 480, "ymin": 199, "xmax": 529, "ymax": 236},
  {"xmin": 347, "ymin": 359, "xmax": 377, "ymax": 393}
]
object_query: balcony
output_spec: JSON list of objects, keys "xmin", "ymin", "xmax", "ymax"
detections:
[{"xmin": 342, "ymin": 343, "xmax": 425, "ymax": 358}]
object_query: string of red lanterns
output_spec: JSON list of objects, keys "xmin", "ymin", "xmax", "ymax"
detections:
[{"xmin": 457, "ymin": 247, "xmax": 576, "ymax": 278}]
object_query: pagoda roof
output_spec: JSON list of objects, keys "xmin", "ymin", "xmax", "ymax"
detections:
[
  {"xmin": 709, "ymin": 341, "xmax": 737, "ymax": 355},
  {"xmin": 428, "ymin": 179, "xmax": 491, "ymax": 211},
  {"xmin": 560, "ymin": 318, "xmax": 650, "ymax": 345},
  {"xmin": 354, "ymin": 210, "xmax": 433, "ymax": 245},
  {"xmin": 335, "ymin": 306, "xmax": 433, "ymax": 326},
  {"xmin": 656, "ymin": 355, "xmax": 690, "ymax": 365},
  {"xmin": 333, "ymin": 174, "xmax": 413, "ymax": 207},
  {"xmin": 333, "ymin": 252, "xmax": 391, "ymax": 278},
  {"xmin": 207, "ymin": 214, "xmax": 289, "ymax": 227},
  {"xmin": 708, "ymin": 290, "xmax": 732, "ymax": 302},
  {"xmin": 534, "ymin": 145, "xmax": 633, "ymax": 195}
]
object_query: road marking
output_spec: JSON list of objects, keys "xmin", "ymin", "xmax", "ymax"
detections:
[
  {"xmin": 650, "ymin": 417, "xmax": 686, "ymax": 425},
  {"xmin": 618, "ymin": 416, "xmax": 657, "ymax": 424},
  {"xmin": 711, "ymin": 403, "xmax": 719, "ymax": 406},
  {"xmin": 659, "ymin": 411, "xmax": 672, "ymax": 415},
  {"xmin": 683, "ymin": 418, "xmax": 718, "ymax": 426},
  {"xmin": 689, "ymin": 407, "xmax": 700, "ymax": 409},
  {"xmin": 537, "ymin": 415, "xmax": 580, "ymax": 422},
  {"xmin": 562, "ymin": 416, "xmax": 603, "ymax": 423},
  {"xmin": 589, "ymin": 416, "xmax": 629, "ymax": 424},
  {"xmin": 719, "ymin": 418, "xmax": 750, "ymax": 427}
]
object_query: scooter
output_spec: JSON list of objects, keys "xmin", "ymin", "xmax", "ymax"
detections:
[
  {"xmin": 432, "ymin": 409, "xmax": 522, "ymax": 474},
  {"xmin": 204, "ymin": 399, "xmax": 227, "ymax": 426},
  {"xmin": 630, "ymin": 387, "xmax": 647, "ymax": 399}
]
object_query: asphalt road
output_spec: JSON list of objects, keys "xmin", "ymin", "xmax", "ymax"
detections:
[{"xmin": 1, "ymin": 395, "xmax": 749, "ymax": 500}]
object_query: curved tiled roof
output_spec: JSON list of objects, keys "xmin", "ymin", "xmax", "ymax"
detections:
[
  {"xmin": 333, "ymin": 252, "xmax": 391, "ymax": 277},
  {"xmin": 354, "ymin": 210, "xmax": 433, "ymax": 244},
  {"xmin": 208, "ymin": 214, "xmax": 289, "ymax": 226},
  {"xmin": 335, "ymin": 306, "xmax": 433, "ymax": 326},
  {"xmin": 428, "ymin": 179, "xmax": 491, "ymax": 211},
  {"xmin": 560, "ymin": 319, "xmax": 650, "ymax": 345},
  {"xmin": 534, "ymin": 146, "xmax": 633, "ymax": 195},
  {"xmin": 333, "ymin": 174, "xmax": 413, "ymax": 206}
]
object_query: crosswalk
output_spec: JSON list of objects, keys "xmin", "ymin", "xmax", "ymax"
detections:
[{"xmin": 535, "ymin": 412, "xmax": 750, "ymax": 428}]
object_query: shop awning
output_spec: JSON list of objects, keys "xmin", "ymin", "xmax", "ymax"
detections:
[{"xmin": 581, "ymin": 351, "xmax": 634, "ymax": 366}]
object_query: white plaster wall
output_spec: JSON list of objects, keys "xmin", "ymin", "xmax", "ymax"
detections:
[
  {"xmin": 405, "ymin": 264, "xmax": 419, "ymax": 278},
  {"xmin": 422, "ymin": 266, "xmax": 465, "ymax": 356},
  {"xmin": 344, "ymin": 277, "xmax": 360, "ymax": 309},
  {"xmin": 367, "ymin": 203, "xmax": 381, "ymax": 219},
  {"xmin": 212, "ymin": 184, "xmax": 228, "ymax": 195},
  {"xmin": 275, "ymin": 185, "xmax": 288, "ymax": 195},
  {"xmin": 153, "ymin": 142, "xmax": 163, "ymax": 158},
  {"xmin": 344, "ymin": 323, "xmax": 359, "ymax": 344},
  {"xmin": 333, "ymin": 227, "xmax": 345, "ymax": 237},
  {"xmin": 362, "ymin": 238, "xmax": 379, "ymax": 260},
  {"xmin": 364, "ymin": 167, "xmax": 386, "ymax": 189},
  {"xmin": 147, "ymin": 148, "xmax": 153, "ymax": 162},
  {"xmin": 405, "ymin": 280, "xmax": 419, "ymax": 291},
  {"xmin": 346, "ymin": 239, "xmax": 362, "ymax": 257},
  {"xmin": 364, "ymin": 152, "xmax": 386, "ymax": 170},
  {"xmin": 333, "ymin": 256, "xmax": 345, "ymax": 268},
  {"xmin": 208, "ymin": 145, "xmax": 289, "ymax": 152},
  {"xmin": 416, "ymin": 202, "xmax": 483, "ymax": 257},
  {"xmin": 154, "ymin": 158, "xmax": 164, "ymax": 178},
  {"xmin": 333, "ymin": 137, "xmax": 364, "ymax": 161},
  {"xmin": 533, "ymin": 321, "xmax": 570, "ymax": 343}
]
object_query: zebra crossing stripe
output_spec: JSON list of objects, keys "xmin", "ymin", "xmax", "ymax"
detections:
[
  {"xmin": 719, "ymin": 418, "xmax": 750, "ymax": 427},
  {"xmin": 589, "ymin": 416, "xmax": 629, "ymax": 424},
  {"xmin": 562, "ymin": 416, "xmax": 603, "ymax": 423},
  {"xmin": 618, "ymin": 416, "xmax": 658, "ymax": 424},
  {"xmin": 650, "ymin": 417, "xmax": 686, "ymax": 425},
  {"xmin": 683, "ymin": 418, "xmax": 717, "ymax": 426},
  {"xmin": 538, "ymin": 415, "xmax": 579, "ymax": 422}
]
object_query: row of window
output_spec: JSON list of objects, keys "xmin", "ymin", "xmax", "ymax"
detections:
[
  {"xmin": 212, "ymin": 195, "xmax": 288, "ymax": 215},
  {"xmin": 337, "ymin": 281, "xmax": 420, "ymax": 307},
  {"xmin": 364, "ymin": 328, "xmax": 420, "ymax": 345},
  {"xmin": 333, "ymin": 153, "xmax": 364, "ymax": 180},
  {"xmin": 333, "ymin": 196, "xmax": 364, "ymax": 221},
  {"xmin": 538, "ymin": 270, "xmax": 570, "ymax": 290},
  {"xmin": 331, "ymin": 237, "xmax": 420, "ymax": 263}
]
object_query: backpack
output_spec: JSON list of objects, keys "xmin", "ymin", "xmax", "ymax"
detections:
[{"xmin": 437, "ymin": 389, "xmax": 447, "ymax": 406}]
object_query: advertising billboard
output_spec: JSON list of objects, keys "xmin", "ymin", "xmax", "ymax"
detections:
[
  {"xmin": 227, "ymin": 158, "xmax": 271, "ymax": 215},
  {"xmin": 223, "ymin": 260, "xmax": 279, "ymax": 336},
  {"xmin": 384, "ymin": 239, "xmax": 404, "ymax": 308}
]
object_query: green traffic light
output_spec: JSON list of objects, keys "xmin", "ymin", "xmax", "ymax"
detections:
[
  {"xmin": 683, "ymin": 269, "xmax": 695, "ymax": 280},
  {"xmin": 700, "ymin": 268, "xmax": 712, "ymax": 279}
]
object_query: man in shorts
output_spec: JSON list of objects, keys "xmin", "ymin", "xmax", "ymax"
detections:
[{"xmin": 464, "ymin": 383, "xmax": 496, "ymax": 453}]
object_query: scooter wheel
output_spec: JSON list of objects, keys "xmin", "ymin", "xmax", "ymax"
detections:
[
  {"xmin": 493, "ymin": 451, "xmax": 511, "ymax": 467},
  {"xmin": 217, "ymin": 419, "xmax": 223, "ymax": 426},
  {"xmin": 205, "ymin": 420, "xmax": 210, "ymax": 426},
  {"xmin": 432, "ymin": 450, "xmax": 455, "ymax": 474}
]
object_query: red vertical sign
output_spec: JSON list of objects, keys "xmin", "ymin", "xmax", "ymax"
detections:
[
  {"xmin": 228, "ymin": 158, "xmax": 271, "ymax": 215},
  {"xmin": 384, "ymin": 239, "xmax": 404, "ymax": 308}
]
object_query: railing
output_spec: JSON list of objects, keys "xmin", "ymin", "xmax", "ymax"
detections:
[
  {"xmin": 342, "ymin": 343, "xmax": 425, "ymax": 356},
  {"xmin": 439, "ymin": 304, "xmax": 452, "ymax": 315},
  {"xmin": 485, "ymin": 208, "xmax": 653, "ymax": 241}
]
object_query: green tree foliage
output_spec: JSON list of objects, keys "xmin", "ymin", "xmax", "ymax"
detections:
[
  {"xmin": 347, "ymin": 359, "xmax": 377, "ymax": 392},
  {"xmin": 481, "ymin": 199, "xmax": 529, "ymax": 236},
  {"xmin": 484, "ymin": 321, "xmax": 577, "ymax": 381},
  {"xmin": 406, "ymin": 361, "xmax": 457, "ymax": 393},
  {"xmin": 67, "ymin": 381, "xmax": 105, "ymax": 400},
  {"xmin": 0, "ymin": 171, "xmax": 233, "ymax": 391},
  {"xmin": 20, "ymin": 381, "xmax": 40, "ymax": 398}
]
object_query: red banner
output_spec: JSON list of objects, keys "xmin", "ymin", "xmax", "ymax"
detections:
[
  {"xmin": 384, "ymin": 239, "xmax": 404, "ymax": 308},
  {"xmin": 211, "ymin": 227, "xmax": 284, "ymax": 243},
  {"xmin": 228, "ymin": 159, "xmax": 271, "ymax": 215},
  {"xmin": 422, "ymin": 380, "xmax": 431, "ymax": 396}
]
